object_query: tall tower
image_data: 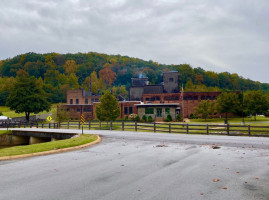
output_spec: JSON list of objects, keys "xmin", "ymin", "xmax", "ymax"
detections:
[{"xmin": 163, "ymin": 71, "xmax": 179, "ymax": 93}]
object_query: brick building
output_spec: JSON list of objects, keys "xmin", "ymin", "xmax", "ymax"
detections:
[{"xmin": 63, "ymin": 71, "xmax": 224, "ymax": 121}]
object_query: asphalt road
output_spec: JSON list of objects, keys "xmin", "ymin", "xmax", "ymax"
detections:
[{"xmin": 0, "ymin": 129, "xmax": 269, "ymax": 200}]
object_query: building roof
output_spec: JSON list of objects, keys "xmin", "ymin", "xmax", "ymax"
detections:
[
  {"xmin": 135, "ymin": 103, "xmax": 179, "ymax": 107},
  {"xmin": 144, "ymin": 85, "xmax": 164, "ymax": 94}
]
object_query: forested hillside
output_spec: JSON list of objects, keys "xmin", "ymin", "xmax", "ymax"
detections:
[{"xmin": 0, "ymin": 52, "xmax": 268, "ymax": 105}]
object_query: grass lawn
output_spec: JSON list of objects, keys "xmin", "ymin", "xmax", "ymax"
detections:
[
  {"xmin": 189, "ymin": 116, "xmax": 269, "ymax": 124},
  {"xmin": 0, "ymin": 104, "xmax": 58, "ymax": 118},
  {"xmin": 0, "ymin": 130, "xmax": 12, "ymax": 135},
  {"xmin": 0, "ymin": 134, "xmax": 98, "ymax": 157}
]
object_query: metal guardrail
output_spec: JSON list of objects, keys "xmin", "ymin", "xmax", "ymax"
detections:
[{"xmin": 1, "ymin": 121, "xmax": 269, "ymax": 137}]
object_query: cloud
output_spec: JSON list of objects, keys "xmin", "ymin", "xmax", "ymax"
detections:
[{"xmin": 0, "ymin": 0, "xmax": 268, "ymax": 83}]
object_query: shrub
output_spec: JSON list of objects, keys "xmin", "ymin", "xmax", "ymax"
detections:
[
  {"xmin": 189, "ymin": 113, "xmax": 196, "ymax": 119},
  {"xmin": 148, "ymin": 116, "xmax": 153, "ymax": 122},
  {"xmin": 176, "ymin": 114, "xmax": 182, "ymax": 122},
  {"xmin": 142, "ymin": 115, "xmax": 147, "ymax": 122},
  {"xmin": 129, "ymin": 114, "xmax": 137, "ymax": 121},
  {"xmin": 135, "ymin": 115, "xmax": 140, "ymax": 121},
  {"xmin": 165, "ymin": 114, "xmax": 172, "ymax": 122},
  {"xmin": 125, "ymin": 116, "xmax": 129, "ymax": 121},
  {"xmin": 0, "ymin": 111, "xmax": 3, "ymax": 116}
]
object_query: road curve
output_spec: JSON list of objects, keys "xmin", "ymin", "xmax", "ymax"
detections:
[{"xmin": 0, "ymin": 128, "xmax": 268, "ymax": 200}]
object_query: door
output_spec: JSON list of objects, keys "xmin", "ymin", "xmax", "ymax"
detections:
[{"xmin": 157, "ymin": 108, "xmax": 162, "ymax": 117}]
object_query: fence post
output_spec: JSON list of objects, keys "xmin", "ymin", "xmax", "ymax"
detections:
[
  {"xmin": 89, "ymin": 121, "xmax": 91, "ymax": 130},
  {"xmin": 42, "ymin": 123, "xmax": 44, "ymax": 128},
  {"xmin": 49, "ymin": 123, "xmax": 51, "ymax": 129},
  {"xmin": 122, "ymin": 121, "xmax": 124, "ymax": 131},
  {"xmin": 248, "ymin": 125, "xmax": 251, "ymax": 136},
  {"xmin": 36, "ymin": 122, "xmax": 38, "ymax": 128},
  {"xmin": 135, "ymin": 121, "xmax": 137, "ymax": 131},
  {"xmin": 110, "ymin": 121, "xmax": 112, "ymax": 131},
  {"xmin": 169, "ymin": 123, "xmax": 171, "ymax": 133},
  {"xmin": 227, "ymin": 124, "xmax": 230, "ymax": 135},
  {"xmin": 67, "ymin": 121, "xmax": 70, "ymax": 129},
  {"xmin": 154, "ymin": 122, "xmax": 156, "ymax": 133},
  {"xmin": 206, "ymin": 124, "xmax": 209, "ymax": 135},
  {"xmin": 99, "ymin": 121, "xmax": 101, "ymax": 130},
  {"xmin": 186, "ymin": 124, "xmax": 189, "ymax": 134},
  {"xmin": 78, "ymin": 121, "xmax": 81, "ymax": 129}
]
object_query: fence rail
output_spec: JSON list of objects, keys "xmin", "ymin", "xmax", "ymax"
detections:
[{"xmin": 1, "ymin": 120, "xmax": 269, "ymax": 137}]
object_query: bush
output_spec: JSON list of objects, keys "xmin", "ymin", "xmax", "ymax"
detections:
[
  {"xmin": 135, "ymin": 115, "xmax": 140, "ymax": 121},
  {"xmin": 165, "ymin": 114, "xmax": 172, "ymax": 122},
  {"xmin": 0, "ymin": 111, "xmax": 3, "ymax": 116},
  {"xmin": 125, "ymin": 116, "xmax": 129, "ymax": 121},
  {"xmin": 148, "ymin": 116, "xmax": 153, "ymax": 122},
  {"xmin": 129, "ymin": 114, "xmax": 137, "ymax": 121},
  {"xmin": 142, "ymin": 115, "xmax": 147, "ymax": 122},
  {"xmin": 176, "ymin": 114, "xmax": 182, "ymax": 122},
  {"xmin": 189, "ymin": 113, "xmax": 197, "ymax": 119}
]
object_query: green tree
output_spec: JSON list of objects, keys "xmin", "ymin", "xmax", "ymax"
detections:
[
  {"xmin": 55, "ymin": 104, "xmax": 70, "ymax": 123},
  {"xmin": 6, "ymin": 76, "xmax": 51, "ymax": 121},
  {"xmin": 194, "ymin": 100, "xmax": 217, "ymax": 121},
  {"xmin": 217, "ymin": 92, "xmax": 240, "ymax": 121},
  {"xmin": 244, "ymin": 90, "xmax": 269, "ymax": 120},
  {"xmin": 95, "ymin": 91, "xmax": 120, "ymax": 121}
]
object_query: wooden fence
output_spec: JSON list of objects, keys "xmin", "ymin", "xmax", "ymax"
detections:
[{"xmin": 1, "ymin": 120, "xmax": 269, "ymax": 137}]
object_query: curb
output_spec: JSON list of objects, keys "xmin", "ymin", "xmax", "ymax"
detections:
[{"xmin": 0, "ymin": 135, "xmax": 102, "ymax": 161}]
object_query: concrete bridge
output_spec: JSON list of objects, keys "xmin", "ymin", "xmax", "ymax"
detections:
[{"xmin": 0, "ymin": 130, "xmax": 77, "ymax": 147}]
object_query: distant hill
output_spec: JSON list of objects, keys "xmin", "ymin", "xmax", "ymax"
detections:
[{"xmin": 0, "ymin": 52, "xmax": 268, "ymax": 104}]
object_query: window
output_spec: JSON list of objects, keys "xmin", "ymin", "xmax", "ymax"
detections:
[
  {"xmin": 146, "ymin": 98, "xmax": 150, "ymax": 101},
  {"xmin": 129, "ymin": 107, "xmax": 133, "ymax": 114},
  {"xmin": 77, "ymin": 109, "xmax": 80, "ymax": 112},
  {"xmin": 156, "ymin": 96, "xmax": 160, "ymax": 100},
  {"xmin": 70, "ymin": 99, "xmax": 73, "ymax": 104},
  {"xmin": 85, "ymin": 98, "xmax": 88, "ymax": 104},
  {"xmin": 83, "ymin": 108, "xmax": 92, "ymax": 112},
  {"xmin": 165, "ymin": 108, "xmax": 170, "ymax": 114},
  {"xmin": 169, "ymin": 78, "xmax": 174, "ymax": 82},
  {"xmin": 66, "ymin": 109, "xmax": 70, "ymax": 112},
  {"xmin": 145, "ymin": 108, "xmax": 154, "ymax": 114},
  {"xmin": 124, "ymin": 107, "xmax": 128, "ymax": 115},
  {"xmin": 76, "ymin": 99, "xmax": 79, "ymax": 104}
]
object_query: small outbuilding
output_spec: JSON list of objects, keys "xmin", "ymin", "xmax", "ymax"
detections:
[{"xmin": 135, "ymin": 103, "xmax": 180, "ymax": 121}]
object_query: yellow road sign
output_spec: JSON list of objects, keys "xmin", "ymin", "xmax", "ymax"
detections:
[
  {"xmin": 81, "ymin": 114, "xmax": 85, "ymax": 125},
  {"xmin": 47, "ymin": 116, "xmax": 52, "ymax": 122}
]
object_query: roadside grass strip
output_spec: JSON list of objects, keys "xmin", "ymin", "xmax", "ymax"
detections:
[
  {"xmin": 0, "ymin": 134, "xmax": 98, "ymax": 157},
  {"xmin": 0, "ymin": 130, "xmax": 12, "ymax": 135}
]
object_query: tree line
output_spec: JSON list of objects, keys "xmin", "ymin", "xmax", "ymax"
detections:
[
  {"xmin": 194, "ymin": 91, "xmax": 269, "ymax": 121},
  {"xmin": 1, "ymin": 52, "xmax": 269, "ymax": 106}
]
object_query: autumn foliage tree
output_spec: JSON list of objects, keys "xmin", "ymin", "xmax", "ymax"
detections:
[{"xmin": 99, "ymin": 68, "xmax": 116, "ymax": 86}]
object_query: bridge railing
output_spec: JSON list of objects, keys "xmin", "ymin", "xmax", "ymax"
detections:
[{"xmin": 1, "ymin": 120, "xmax": 269, "ymax": 137}]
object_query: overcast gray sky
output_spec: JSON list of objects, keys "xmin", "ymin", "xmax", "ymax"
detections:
[{"xmin": 0, "ymin": 0, "xmax": 268, "ymax": 83}]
